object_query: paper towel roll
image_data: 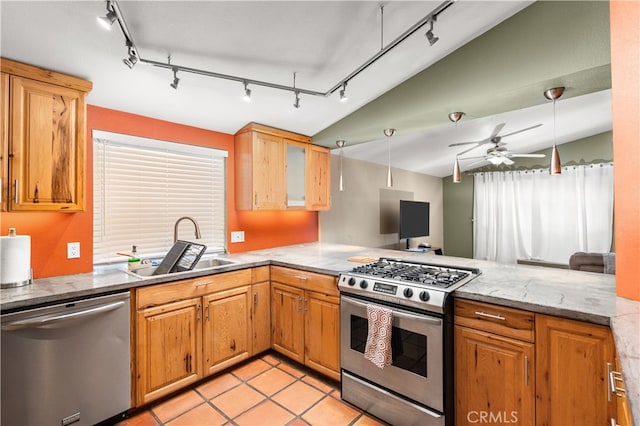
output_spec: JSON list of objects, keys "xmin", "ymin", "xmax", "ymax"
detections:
[{"xmin": 1, "ymin": 234, "xmax": 32, "ymax": 286}]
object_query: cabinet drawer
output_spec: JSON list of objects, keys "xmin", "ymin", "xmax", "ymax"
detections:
[
  {"xmin": 455, "ymin": 299, "xmax": 534, "ymax": 342},
  {"xmin": 136, "ymin": 269, "xmax": 252, "ymax": 309},
  {"xmin": 252, "ymin": 266, "xmax": 270, "ymax": 283},
  {"xmin": 271, "ymin": 266, "xmax": 338, "ymax": 296}
]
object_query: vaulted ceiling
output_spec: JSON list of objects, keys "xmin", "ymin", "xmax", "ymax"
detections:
[{"xmin": 0, "ymin": 1, "xmax": 612, "ymax": 177}]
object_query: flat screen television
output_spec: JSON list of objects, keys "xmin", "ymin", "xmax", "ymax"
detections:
[{"xmin": 399, "ymin": 200, "xmax": 430, "ymax": 248}]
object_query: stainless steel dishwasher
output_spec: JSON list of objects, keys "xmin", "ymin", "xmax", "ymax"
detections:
[{"xmin": 1, "ymin": 292, "xmax": 131, "ymax": 426}]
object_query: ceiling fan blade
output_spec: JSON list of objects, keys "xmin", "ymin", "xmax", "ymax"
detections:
[
  {"xmin": 448, "ymin": 141, "xmax": 482, "ymax": 147},
  {"xmin": 458, "ymin": 155, "xmax": 486, "ymax": 161},
  {"xmin": 502, "ymin": 157, "xmax": 515, "ymax": 165},
  {"xmin": 510, "ymin": 153, "xmax": 546, "ymax": 158},
  {"xmin": 500, "ymin": 123, "xmax": 543, "ymax": 138},
  {"xmin": 490, "ymin": 123, "xmax": 506, "ymax": 139}
]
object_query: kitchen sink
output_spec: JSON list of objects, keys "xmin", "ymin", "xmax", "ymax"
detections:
[{"xmin": 128, "ymin": 257, "xmax": 236, "ymax": 278}]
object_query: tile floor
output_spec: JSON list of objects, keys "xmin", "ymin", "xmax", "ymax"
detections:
[{"xmin": 118, "ymin": 352, "xmax": 388, "ymax": 426}]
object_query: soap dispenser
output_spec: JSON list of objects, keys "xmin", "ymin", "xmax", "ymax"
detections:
[{"xmin": 128, "ymin": 245, "xmax": 141, "ymax": 271}]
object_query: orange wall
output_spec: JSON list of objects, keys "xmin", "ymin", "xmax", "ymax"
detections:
[
  {"xmin": 610, "ymin": 1, "xmax": 640, "ymax": 301},
  {"xmin": 1, "ymin": 105, "xmax": 318, "ymax": 279}
]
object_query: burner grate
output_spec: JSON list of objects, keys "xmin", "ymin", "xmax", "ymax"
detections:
[{"xmin": 351, "ymin": 258, "xmax": 474, "ymax": 288}]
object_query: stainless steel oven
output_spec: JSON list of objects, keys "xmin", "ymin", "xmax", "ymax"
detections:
[{"xmin": 338, "ymin": 257, "xmax": 480, "ymax": 426}]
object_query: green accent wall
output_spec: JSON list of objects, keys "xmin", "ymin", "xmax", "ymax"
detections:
[{"xmin": 442, "ymin": 132, "xmax": 613, "ymax": 258}]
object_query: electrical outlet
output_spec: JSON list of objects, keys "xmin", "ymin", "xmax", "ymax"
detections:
[
  {"xmin": 67, "ymin": 242, "xmax": 80, "ymax": 259},
  {"xmin": 231, "ymin": 231, "xmax": 245, "ymax": 243}
]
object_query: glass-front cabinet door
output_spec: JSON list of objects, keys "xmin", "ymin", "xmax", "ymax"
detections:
[{"xmin": 286, "ymin": 140, "xmax": 306, "ymax": 208}]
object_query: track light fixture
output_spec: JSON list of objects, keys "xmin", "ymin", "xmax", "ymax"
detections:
[
  {"xmin": 339, "ymin": 82, "xmax": 348, "ymax": 102},
  {"xmin": 293, "ymin": 91, "xmax": 301, "ymax": 109},
  {"xmin": 97, "ymin": 1, "xmax": 117, "ymax": 30},
  {"xmin": 100, "ymin": 0, "xmax": 454, "ymax": 104},
  {"xmin": 336, "ymin": 140, "xmax": 346, "ymax": 191},
  {"xmin": 543, "ymin": 87, "xmax": 564, "ymax": 175},
  {"xmin": 170, "ymin": 68, "xmax": 180, "ymax": 89},
  {"xmin": 425, "ymin": 17, "xmax": 439, "ymax": 46},
  {"xmin": 243, "ymin": 81, "xmax": 252, "ymax": 102},
  {"xmin": 122, "ymin": 41, "xmax": 138, "ymax": 69}
]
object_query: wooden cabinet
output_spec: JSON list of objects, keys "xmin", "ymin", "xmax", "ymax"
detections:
[
  {"xmin": 271, "ymin": 281, "xmax": 306, "ymax": 362},
  {"xmin": 455, "ymin": 299, "xmax": 535, "ymax": 426},
  {"xmin": 455, "ymin": 299, "xmax": 619, "ymax": 426},
  {"xmin": 305, "ymin": 289, "xmax": 340, "ymax": 379},
  {"xmin": 535, "ymin": 313, "xmax": 616, "ymax": 426},
  {"xmin": 234, "ymin": 122, "xmax": 330, "ymax": 211},
  {"xmin": 1, "ymin": 72, "xmax": 8, "ymax": 211},
  {"xmin": 270, "ymin": 266, "xmax": 340, "ymax": 380},
  {"xmin": 203, "ymin": 286, "xmax": 251, "ymax": 375},
  {"xmin": 134, "ymin": 269, "xmax": 253, "ymax": 405},
  {"xmin": 1, "ymin": 58, "xmax": 91, "ymax": 211},
  {"xmin": 251, "ymin": 266, "xmax": 271, "ymax": 355},
  {"xmin": 136, "ymin": 297, "xmax": 202, "ymax": 405},
  {"xmin": 612, "ymin": 353, "xmax": 633, "ymax": 426},
  {"xmin": 305, "ymin": 144, "xmax": 331, "ymax": 210}
]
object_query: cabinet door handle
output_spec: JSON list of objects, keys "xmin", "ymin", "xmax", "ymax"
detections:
[
  {"xmin": 608, "ymin": 362, "xmax": 626, "ymax": 401},
  {"xmin": 205, "ymin": 305, "xmax": 210, "ymax": 321},
  {"xmin": 297, "ymin": 296, "xmax": 303, "ymax": 312},
  {"xmin": 524, "ymin": 355, "xmax": 529, "ymax": 386},
  {"xmin": 295, "ymin": 276, "xmax": 308, "ymax": 281},
  {"xmin": 14, "ymin": 179, "xmax": 18, "ymax": 204},
  {"xmin": 254, "ymin": 292, "xmax": 259, "ymax": 305},
  {"xmin": 474, "ymin": 311, "xmax": 506, "ymax": 321},
  {"xmin": 185, "ymin": 353, "xmax": 191, "ymax": 373},
  {"xmin": 303, "ymin": 297, "xmax": 308, "ymax": 312},
  {"xmin": 0, "ymin": 178, "xmax": 3, "ymax": 205},
  {"xmin": 197, "ymin": 304, "xmax": 202, "ymax": 322}
]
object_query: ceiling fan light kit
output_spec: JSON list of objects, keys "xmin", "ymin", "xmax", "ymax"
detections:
[
  {"xmin": 97, "ymin": 0, "xmax": 453, "ymax": 107},
  {"xmin": 544, "ymin": 86, "xmax": 565, "ymax": 175},
  {"xmin": 448, "ymin": 111, "xmax": 465, "ymax": 183}
]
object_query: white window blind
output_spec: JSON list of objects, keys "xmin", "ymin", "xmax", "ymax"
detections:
[{"xmin": 93, "ymin": 130, "xmax": 227, "ymax": 264}]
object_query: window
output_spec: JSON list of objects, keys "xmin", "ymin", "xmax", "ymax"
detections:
[
  {"xmin": 473, "ymin": 163, "xmax": 613, "ymax": 264},
  {"xmin": 93, "ymin": 130, "xmax": 227, "ymax": 264}
]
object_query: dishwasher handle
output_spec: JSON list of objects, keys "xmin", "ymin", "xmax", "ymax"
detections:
[{"xmin": 1, "ymin": 301, "xmax": 126, "ymax": 331}]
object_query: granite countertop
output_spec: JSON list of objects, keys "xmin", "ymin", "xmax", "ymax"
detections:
[{"xmin": 1, "ymin": 242, "xmax": 638, "ymax": 422}]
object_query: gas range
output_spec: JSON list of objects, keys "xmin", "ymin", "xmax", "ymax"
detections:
[{"xmin": 338, "ymin": 257, "xmax": 480, "ymax": 313}]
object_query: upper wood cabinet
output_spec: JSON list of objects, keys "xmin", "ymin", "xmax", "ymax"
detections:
[
  {"xmin": 1, "ymin": 58, "xmax": 92, "ymax": 212},
  {"xmin": 234, "ymin": 122, "xmax": 330, "ymax": 211},
  {"xmin": 1, "ymin": 72, "xmax": 8, "ymax": 212}
]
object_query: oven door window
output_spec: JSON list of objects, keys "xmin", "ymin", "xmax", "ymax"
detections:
[{"xmin": 350, "ymin": 315, "xmax": 427, "ymax": 377}]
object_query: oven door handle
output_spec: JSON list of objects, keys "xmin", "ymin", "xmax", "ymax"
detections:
[{"xmin": 342, "ymin": 295, "xmax": 442, "ymax": 325}]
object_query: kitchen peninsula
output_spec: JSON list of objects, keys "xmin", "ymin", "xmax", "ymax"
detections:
[{"xmin": 1, "ymin": 242, "xmax": 638, "ymax": 424}]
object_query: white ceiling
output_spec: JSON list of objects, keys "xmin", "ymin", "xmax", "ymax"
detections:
[{"xmin": 0, "ymin": 1, "xmax": 611, "ymax": 178}]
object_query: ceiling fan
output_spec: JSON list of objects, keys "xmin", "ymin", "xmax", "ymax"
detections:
[{"xmin": 449, "ymin": 123, "xmax": 545, "ymax": 166}]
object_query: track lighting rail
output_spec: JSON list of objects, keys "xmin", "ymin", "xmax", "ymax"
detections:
[{"xmin": 102, "ymin": 0, "xmax": 453, "ymax": 100}]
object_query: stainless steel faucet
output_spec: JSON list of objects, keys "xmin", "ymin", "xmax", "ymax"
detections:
[{"xmin": 173, "ymin": 216, "xmax": 202, "ymax": 243}]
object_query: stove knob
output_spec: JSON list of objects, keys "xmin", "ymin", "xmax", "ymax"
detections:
[
  {"xmin": 419, "ymin": 291, "xmax": 430, "ymax": 302},
  {"xmin": 348, "ymin": 277, "xmax": 356, "ymax": 286},
  {"xmin": 403, "ymin": 288, "xmax": 413, "ymax": 298},
  {"xmin": 360, "ymin": 280, "xmax": 368, "ymax": 289}
]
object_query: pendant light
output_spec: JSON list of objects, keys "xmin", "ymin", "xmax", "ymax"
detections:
[
  {"xmin": 336, "ymin": 140, "xmax": 346, "ymax": 191},
  {"xmin": 384, "ymin": 128, "xmax": 396, "ymax": 187},
  {"xmin": 448, "ymin": 112, "xmax": 465, "ymax": 183},
  {"xmin": 544, "ymin": 87, "xmax": 564, "ymax": 175}
]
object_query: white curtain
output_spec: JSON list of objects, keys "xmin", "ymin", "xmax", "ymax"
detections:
[{"xmin": 473, "ymin": 163, "xmax": 613, "ymax": 264}]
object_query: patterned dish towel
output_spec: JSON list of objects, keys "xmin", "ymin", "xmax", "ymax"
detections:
[{"xmin": 364, "ymin": 304, "xmax": 393, "ymax": 368}]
